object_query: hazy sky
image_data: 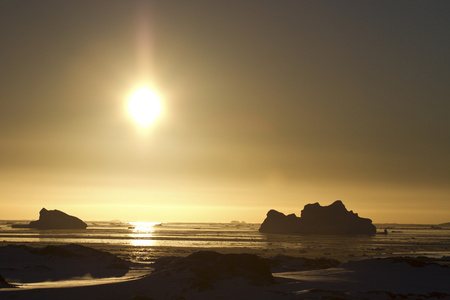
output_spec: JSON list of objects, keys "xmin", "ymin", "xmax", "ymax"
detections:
[{"xmin": 1, "ymin": 1, "xmax": 449, "ymax": 223}]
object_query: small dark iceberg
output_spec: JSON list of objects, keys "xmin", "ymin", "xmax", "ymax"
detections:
[
  {"xmin": 12, "ymin": 208, "xmax": 87, "ymax": 229},
  {"xmin": 259, "ymin": 200, "xmax": 376, "ymax": 235}
]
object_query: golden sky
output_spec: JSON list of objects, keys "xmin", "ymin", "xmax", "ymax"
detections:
[{"xmin": 1, "ymin": 1, "xmax": 449, "ymax": 223}]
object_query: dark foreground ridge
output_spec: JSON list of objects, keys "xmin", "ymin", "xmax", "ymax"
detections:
[
  {"xmin": 12, "ymin": 208, "xmax": 87, "ymax": 229},
  {"xmin": 259, "ymin": 200, "xmax": 376, "ymax": 235}
]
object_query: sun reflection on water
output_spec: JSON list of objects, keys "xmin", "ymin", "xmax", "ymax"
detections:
[
  {"xmin": 129, "ymin": 222, "xmax": 160, "ymax": 232},
  {"xmin": 128, "ymin": 222, "xmax": 160, "ymax": 247},
  {"xmin": 130, "ymin": 239, "xmax": 155, "ymax": 247}
]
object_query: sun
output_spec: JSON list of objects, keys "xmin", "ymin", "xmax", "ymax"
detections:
[{"xmin": 127, "ymin": 87, "xmax": 162, "ymax": 126}]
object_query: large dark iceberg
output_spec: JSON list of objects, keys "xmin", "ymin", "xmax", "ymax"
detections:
[
  {"xmin": 12, "ymin": 208, "xmax": 87, "ymax": 229},
  {"xmin": 259, "ymin": 200, "xmax": 376, "ymax": 235}
]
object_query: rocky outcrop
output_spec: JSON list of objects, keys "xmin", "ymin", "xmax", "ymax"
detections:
[
  {"xmin": 152, "ymin": 251, "xmax": 275, "ymax": 289},
  {"xmin": 259, "ymin": 200, "xmax": 376, "ymax": 235},
  {"xmin": 12, "ymin": 208, "xmax": 87, "ymax": 229},
  {"xmin": 266, "ymin": 255, "xmax": 341, "ymax": 273},
  {"xmin": 0, "ymin": 275, "xmax": 16, "ymax": 288},
  {"xmin": 0, "ymin": 244, "xmax": 129, "ymax": 283}
]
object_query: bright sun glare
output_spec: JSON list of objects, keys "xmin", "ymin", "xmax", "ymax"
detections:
[{"xmin": 128, "ymin": 88, "xmax": 162, "ymax": 127}]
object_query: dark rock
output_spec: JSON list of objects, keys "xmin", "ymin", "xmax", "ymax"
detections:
[
  {"xmin": 386, "ymin": 256, "xmax": 449, "ymax": 268},
  {"xmin": 34, "ymin": 245, "xmax": 77, "ymax": 257},
  {"xmin": 0, "ymin": 275, "xmax": 16, "ymax": 288},
  {"xmin": 259, "ymin": 200, "xmax": 376, "ymax": 235},
  {"xmin": 12, "ymin": 208, "xmax": 87, "ymax": 229},
  {"xmin": 153, "ymin": 251, "xmax": 275, "ymax": 290},
  {"xmin": 0, "ymin": 244, "xmax": 129, "ymax": 282},
  {"xmin": 266, "ymin": 255, "xmax": 341, "ymax": 272}
]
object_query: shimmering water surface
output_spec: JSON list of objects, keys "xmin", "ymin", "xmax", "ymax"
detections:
[{"xmin": 1, "ymin": 221, "xmax": 449, "ymax": 262}]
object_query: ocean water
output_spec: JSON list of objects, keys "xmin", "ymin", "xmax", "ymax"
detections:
[{"xmin": 1, "ymin": 221, "xmax": 449, "ymax": 262}]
